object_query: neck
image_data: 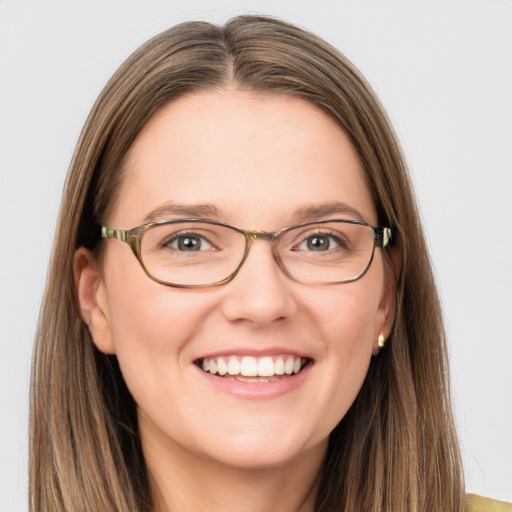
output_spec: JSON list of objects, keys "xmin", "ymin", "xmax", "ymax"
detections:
[{"xmin": 142, "ymin": 426, "xmax": 326, "ymax": 512}]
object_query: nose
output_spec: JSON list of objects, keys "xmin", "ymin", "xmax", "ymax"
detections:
[{"xmin": 220, "ymin": 239, "xmax": 298, "ymax": 326}]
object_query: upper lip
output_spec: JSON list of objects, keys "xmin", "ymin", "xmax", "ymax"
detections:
[{"xmin": 194, "ymin": 347, "xmax": 312, "ymax": 362}]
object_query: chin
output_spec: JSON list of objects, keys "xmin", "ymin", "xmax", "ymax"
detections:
[{"xmin": 194, "ymin": 423, "xmax": 327, "ymax": 471}]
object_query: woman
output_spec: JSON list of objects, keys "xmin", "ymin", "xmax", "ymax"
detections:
[{"xmin": 29, "ymin": 15, "xmax": 509, "ymax": 512}]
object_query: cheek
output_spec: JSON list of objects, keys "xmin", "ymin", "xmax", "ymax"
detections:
[
  {"xmin": 312, "ymin": 274, "xmax": 383, "ymax": 352},
  {"xmin": 104, "ymin": 243, "xmax": 204, "ymax": 340},
  {"xmin": 303, "ymin": 268, "xmax": 384, "ymax": 427},
  {"xmin": 317, "ymin": 289, "xmax": 378, "ymax": 392},
  {"xmin": 107, "ymin": 286, "xmax": 215, "ymax": 363},
  {"xmin": 101, "ymin": 252, "xmax": 215, "ymax": 390}
]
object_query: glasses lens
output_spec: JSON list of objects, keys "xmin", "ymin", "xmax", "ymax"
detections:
[
  {"xmin": 278, "ymin": 221, "xmax": 375, "ymax": 284},
  {"xmin": 140, "ymin": 221, "xmax": 246, "ymax": 286}
]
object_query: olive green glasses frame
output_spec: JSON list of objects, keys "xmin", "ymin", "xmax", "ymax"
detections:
[{"xmin": 101, "ymin": 218, "xmax": 392, "ymax": 288}]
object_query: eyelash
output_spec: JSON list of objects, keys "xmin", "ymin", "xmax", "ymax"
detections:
[
  {"xmin": 163, "ymin": 232, "xmax": 216, "ymax": 251},
  {"xmin": 293, "ymin": 231, "xmax": 347, "ymax": 251}
]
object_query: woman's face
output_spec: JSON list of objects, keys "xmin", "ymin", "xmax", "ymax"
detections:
[{"xmin": 78, "ymin": 90, "xmax": 395, "ymax": 472}]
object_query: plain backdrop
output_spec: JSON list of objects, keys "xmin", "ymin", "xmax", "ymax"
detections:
[{"xmin": 1, "ymin": 1, "xmax": 511, "ymax": 510}]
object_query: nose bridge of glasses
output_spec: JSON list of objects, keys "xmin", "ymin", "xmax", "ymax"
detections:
[
  {"xmin": 242, "ymin": 230, "xmax": 283, "ymax": 269},
  {"xmin": 245, "ymin": 230, "xmax": 282, "ymax": 260},
  {"xmin": 236, "ymin": 229, "xmax": 286, "ymax": 283},
  {"xmin": 247, "ymin": 229, "xmax": 278, "ymax": 242}
]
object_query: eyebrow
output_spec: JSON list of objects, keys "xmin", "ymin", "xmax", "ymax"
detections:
[
  {"xmin": 143, "ymin": 202, "xmax": 222, "ymax": 223},
  {"xmin": 142, "ymin": 200, "xmax": 368, "ymax": 225},
  {"xmin": 291, "ymin": 201, "xmax": 368, "ymax": 223}
]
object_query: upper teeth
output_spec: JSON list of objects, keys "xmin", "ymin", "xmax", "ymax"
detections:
[{"xmin": 200, "ymin": 355, "xmax": 304, "ymax": 377}]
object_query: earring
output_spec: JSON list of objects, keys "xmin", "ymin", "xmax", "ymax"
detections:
[{"xmin": 377, "ymin": 333, "xmax": 386, "ymax": 348}]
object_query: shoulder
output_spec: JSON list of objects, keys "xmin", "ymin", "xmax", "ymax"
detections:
[{"xmin": 467, "ymin": 494, "xmax": 512, "ymax": 512}]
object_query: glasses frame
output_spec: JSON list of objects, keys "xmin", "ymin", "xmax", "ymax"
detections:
[{"xmin": 101, "ymin": 218, "xmax": 392, "ymax": 288}]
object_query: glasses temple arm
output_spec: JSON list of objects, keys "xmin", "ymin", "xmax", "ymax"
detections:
[
  {"xmin": 374, "ymin": 227, "xmax": 393, "ymax": 248},
  {"xmin": 101, "ymin": 226, "xmax": 128, "ymax": 242}
]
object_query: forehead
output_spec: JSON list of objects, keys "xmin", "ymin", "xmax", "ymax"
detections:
[{"xmin": 110, "ymin": 90, "xmax": 376, "ymax": 228}]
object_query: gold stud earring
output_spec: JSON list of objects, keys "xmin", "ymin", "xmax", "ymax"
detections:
[{"xmin": 378, "ymin": 333, "xmax": 385, "ymax": 348}]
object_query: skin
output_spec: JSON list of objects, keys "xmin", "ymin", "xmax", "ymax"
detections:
[{"xmin": 75, "ymin": 90, "xmax": 396, "ymax": 512}]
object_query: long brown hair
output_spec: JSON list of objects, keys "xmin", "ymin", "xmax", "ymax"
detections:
[{"xmin": 30, "ymin": 16, "xmax": 466, "ymax": 511}]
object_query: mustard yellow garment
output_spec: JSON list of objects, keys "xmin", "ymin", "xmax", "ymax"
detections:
[{"xmin": 468, "ymin": 494, "xmax": 512, "ymax": 511}]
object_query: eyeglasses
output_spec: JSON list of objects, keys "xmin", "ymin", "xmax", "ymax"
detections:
[{"xmin": 101, "ymin": 218, "xmax": 392, "ymax": 288}]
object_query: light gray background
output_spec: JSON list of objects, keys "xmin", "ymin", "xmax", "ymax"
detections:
[{"xmin": 1, "ymin": 1, "xmax": 511, "ymax": 510}]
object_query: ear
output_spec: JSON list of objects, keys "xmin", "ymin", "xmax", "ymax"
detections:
[
  {"xmin": 372, "ymin": 245, "xmax": 401, "ymax": 355},
  {"xmin": 74, "ymin": 247, "xmax": 116, "ymax": 354}
]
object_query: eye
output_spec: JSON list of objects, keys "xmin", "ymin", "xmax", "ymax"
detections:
[
  {"xmin": 298, "ymin": 233, "xmax": 341, "ymax": 251},
  {"xmin": 165, "ymin": 233, "xmax": 213, "ymax": 252}
]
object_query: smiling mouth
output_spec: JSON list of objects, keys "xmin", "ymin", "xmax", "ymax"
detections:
[{"xmin": 196, "ymin": 355, "xmax": 311, "ymax": 382}]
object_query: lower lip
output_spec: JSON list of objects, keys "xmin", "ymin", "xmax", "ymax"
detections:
[{"xmin": 194, "ymin": 363, "xmax": 312, "ymax": 399}]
